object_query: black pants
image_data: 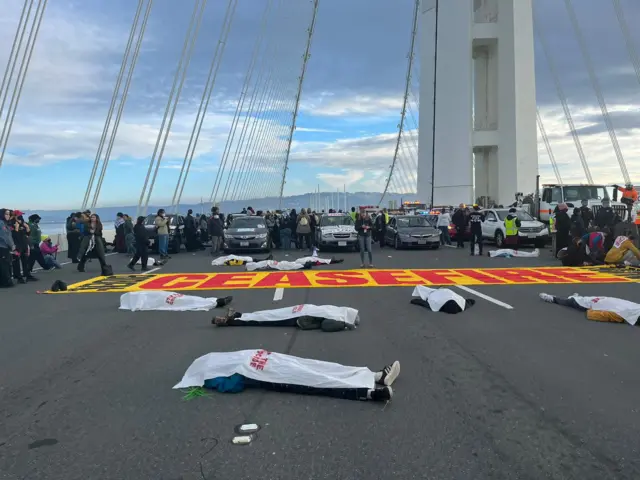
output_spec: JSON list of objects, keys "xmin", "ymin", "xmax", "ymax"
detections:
[
  {"xmin": 245, "ymin": 378, "xmax": 370, "ymax": 401},
  {"xmin": 455, "ymin": 226, "xmax": 465, "ymax": 247},
  {"xmin": 552, "ymin": 296, "xmax": 587, "ymax": 311},
  {"xmin": 128, "ymin": 243, "xmax": 149, "ymax": 269},
  {"xmin": 0, "ymin": 247, "xmax": 13, "ymax": 287},
  {"xmin": 78, "ymin": 236, "xmax": 107, "ymax": 269},
  {"xmin": 67, "ymin": 233, "xmax": 81, "ymax": 262},
  {"xmin": 298, "ymin": 233, "xmax": 311, "ymax": 250},
  {"xmin": 378, "ymin": 228, "xmax": 386, "ymax": 248},
  {"xmin": 223, "ymin": 314, "xmax": 319, "ymax": 328},
  {"xmin": 470, "ymin": 230, "xmax": 482, "ymax": 254},
  {"xmin": 11, "ymin": 248, "xmax": 29, "ymax": 279},
  {"xmin": 27, "ymin": 245, "xmax": 47, "ymax": 271}
]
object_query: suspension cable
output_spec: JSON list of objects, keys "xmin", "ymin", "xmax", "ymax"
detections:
[
  {"xmin": 209, "ymin": 0, "xmax": 273, "ymax": 205},
  {"xmin": 137, "ymin": 0, "xmax": 208, "ymax": 216},
  {"xmin": 278, "ymin": 0, "xmax": 319, "ymax": 209},
  {"xmin": 380, "ymin": 0, "xmax": 419, "ymax": 204},
  {"xmin": 533, "ymin": 20, "xmax": 593, "ymax": 184},
  {"xmin": 171, "ymin": 0, "xmax": 237, "ymax": 213},
  {"xmin": 82, "ymin": 0, "xmax": 147, "ymax": 209},
  {"xmin": 611, "ymin": 0, "xmax": 640, "ymax": 87},
  {"xmin": 0, "ymin": 0, "xmax": 48, "ymax": 169},
  {"xmin": 563, "ymin": 0, "xmax": 630, "ymax": 184},
  {"xmin": 536, "ymin": 108, "xmax": 563, "ymax": 184}
]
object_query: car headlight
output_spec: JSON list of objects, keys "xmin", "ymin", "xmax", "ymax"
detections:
[
  {"xmin": 322, "ymin": 232, "xmax": 332, "ymax": 238},
  {"xmin": 256, "ymin": 233, "xmax": 267, "ymax": 239}
]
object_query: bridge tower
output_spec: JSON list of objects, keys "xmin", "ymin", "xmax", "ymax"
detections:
[{"xmin": 417, "ymin": 0, "xmax": 538, "ymax": 207}]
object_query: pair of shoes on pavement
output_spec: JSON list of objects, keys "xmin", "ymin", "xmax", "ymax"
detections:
[
  {"xmin": 211, "ymin": 302, "xmax": 236, "ymax": 325},
  {"xmin": 369, "ymin": 360, "xmax": 400, "ymax": 401}
]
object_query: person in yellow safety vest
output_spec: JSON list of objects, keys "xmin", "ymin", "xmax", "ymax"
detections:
[
  {"xmin": 382, "ymin": 208, "xmax": 389, "ymax": 225},
  {"xmin": 604, "ymin": 234, "xmax": 640, "ymax": 266},
  {"xmin": 349, "ymin": 207, "xmax": 357, "ymax": 222},
  {"xmin": 549, "ymin": 214, "xmax": 556, "ymax": 233},
  {"xmin": 503, "ymin": 208, "xmax": 521, "ymax": 249}
]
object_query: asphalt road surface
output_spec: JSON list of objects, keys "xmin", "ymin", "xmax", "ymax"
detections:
[{"xmin": 1, "ymin": 244, "xmax": 640, "ymax": 479}]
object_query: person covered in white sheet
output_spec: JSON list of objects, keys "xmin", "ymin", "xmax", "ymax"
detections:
[
  {"xmin": 211, "ymin": 254, "xmax": 273, "ymax": 266},
  {"xmin": 174, "ymin": 349, "xmax": 400, "ymax": 402},
  {"xmin": 245, "ymin": 259, "xmax": 314, "ymax": 271},
  {"xmin": 120, "ymin": 291, "xmax": 233, "ymax": 312},
  {"xmin": 213, "ymin": 304, "xmax": 359, "ymax": 332},
  {"xmin": 539, "ymin": 292, "xmax": 640, "ymax": 325},
  {"xmin": 410, "ymin": 285, "xmax": 475, "ymax": 314}
]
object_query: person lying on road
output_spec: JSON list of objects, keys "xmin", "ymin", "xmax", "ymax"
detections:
[
  {"xmin": 294, "ymin": 255, "xmax": 344, "ymax": 266},
  {"xmin": 410, "ymin": 285, "xmax": 475, "ymax": 314},
  {"xmin": 539, "ymin": 292, "xmax": 640, "ymax": 325},
  {"xmin": 213, "ymin": 304, "xmax": 359, "ymax": 332},
  {"xmin": 174, "ymin": 349, "xmax": 400, "ymax": 402},
  {"xmin": 246, "ymin": 259, "xmax": 313, "ymax": 271},
  {"xmin": 211, "ymin": 254, "xmax": 273, "ymax": 266},
  {"xmin": 120, "ymin": 291, "xmax": 233, "ymax": 312}
]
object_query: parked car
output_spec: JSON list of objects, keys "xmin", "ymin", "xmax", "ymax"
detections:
[
  {"xmin": 315, "ymin": 213, "xmax": 358, "ymax": 250},
  {"xmin": 481, "ymin": 208, "xmax": 549, "ymax": 247},
  {"xmin": 223, "ymin": 215, "xmax": 271, "ymax": 253},
  {"xmin": 144, "ymin": 214, "xmax": 185, "ymax": 254},
  {"xmin": 385, "ymin": 215, "xmax": 440, "ymax": 249}
]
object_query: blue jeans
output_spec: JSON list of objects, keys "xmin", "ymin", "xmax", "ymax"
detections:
[
  {"xmin": 280, "ymin": 228, "xmax": 292, "ymax": 249},
  {"xmin": 158, "ymin": 234, "xmax": 169, "ymax": 256},
  {"xmin": 438, "ymin": 226, "xmax": 451, "ymax": 245},
  {"xmin": 358, "ymin": 235, "xmax": 372, "ymax": 265}
]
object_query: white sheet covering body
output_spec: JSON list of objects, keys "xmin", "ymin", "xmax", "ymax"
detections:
[
  {"xmin": 239, "ymin": 304, "xmax": 359, "ymax": 326},
  {"xmin": 489, "ymin": 248, "xmax": 540, "ymax": 258},
  {"xmin": 119, "ymin": 291, "xmax": 219, "ymax": 312},
  {"xmin": 211, "ymin": 255, "xmax": 254, "ymax": 266},
  {"xmin": 569, "ymin": 294, "xmax": 640, "ymax": 325},
  {"xmin": 412, "ymin": 285, "xmax": 466, "ymax": 311},
  {"xmin": 173, "ymin": 349, "xmax": 375, "ymax": 390},
  {"xmin": 295, "ymin": 256, "xmax": 332, "ymax": 265},
  {"xmin": 246, "ymin": 260, "xmax": 305, "ymax": 271}
]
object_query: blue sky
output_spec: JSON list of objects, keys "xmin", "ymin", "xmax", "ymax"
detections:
[{"xmin": 0, "ymin": 0, "xmax": 639, "ymax": 209}]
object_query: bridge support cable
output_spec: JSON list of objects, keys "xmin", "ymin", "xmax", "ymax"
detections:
[
  {"xmin": 536, "ymin": 108, "xmax": 563, "ymax": 184},
  {"xmin": 170, "ymin": 0, "xmax": 237, "ymax": 213},
  {"xmin": 221, "ymin": 0, "xmax": 282, "ymax": 202},
  {"xmin": 379, "ymin": 0, "xmax": 419, "ymax": 204},
  {"xmin": 563, "ymin": 0, "xmax": 630, "ymax": 184},
  {"xmin": 209, "ymin": 0, "xmax": 273, "ymax": 205},
  {"xmin": 277, "ymin": 0, "xmax": 319, "ymax": 209},
  {"xmin": 0, "ymin": 0, "xmax": 48, "ymax": 169},
  {"xmin": 533, "ymin": 20, "xmax": 593, "ymax": 184},
  {"xmin": 135, "ymin": 0, "xmax": 207, "ymax": 216},
  {"xmin": 611, "ymin": 0, "xmax": 640, "ymax": 87},
  {"xmin": 83, "ymin": 0, "xmax": 152, "ymax": 209}
]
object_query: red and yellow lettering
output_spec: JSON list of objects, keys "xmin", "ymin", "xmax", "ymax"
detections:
[
  {"xmin": 455, "ymin": 269, "xmax": 507, "ymax": 284},
  {"xmin": 480, "ymin": 268, "xmax": 564, "ymax": 284},
  {"xmin": 368, "ymin": 270, "xmax": 423, "ymax": 286},
  {"xmin": 311, "ymin": 271, "xmax": 371, "ymax": 286},
  {"xmin": 413, "ymin": 269, "xmax": 474, "ymax": 285},
  {"xmin": 253, "ymin": 272, "xmax": 312, "ymax": 288},
  {"xmin": 531, "ymin": 268, "xmax": 631, "ymax": 283},
  {"xmin": 198, "ymin": 273, "xmax": 260, "ymax": 289},
  {"xmin": 138, "ymin": 274, "xmax": 209, "ymax": 290}
]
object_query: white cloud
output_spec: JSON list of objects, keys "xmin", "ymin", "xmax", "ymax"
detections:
[
  {"xmin": 296, "ymin": 127, "xmax": 341, "ymax": 133},
  {"xmin": 316, "ymin": 169, "xmax": 365, "ymax": 189},
  {"xmin": 300, "ymin": 94, "xmax": 403, "ymax": 117}
]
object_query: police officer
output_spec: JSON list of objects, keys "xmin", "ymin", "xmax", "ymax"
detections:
[
  {"xmin": 594, "ymin": 198, "xmax": 619, "ymax": 231},
  {"xmin": 468, "ymin": 204, "xmax": 485, "ymax": 256},
  {"xmin": 578, "ymin": 199, "xmax": 594, "ymax": 229}
]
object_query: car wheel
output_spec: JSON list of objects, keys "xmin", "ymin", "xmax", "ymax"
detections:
[
  {"xmin": 394, "ymin": 235, "xmax": 401, "ymax": 250},
  {"xmin": 494, "ymin": 230, "xmax": 504, "ymax": 248}
]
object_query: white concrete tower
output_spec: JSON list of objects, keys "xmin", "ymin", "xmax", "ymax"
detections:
[{"xmin": 417, "ymin": 0, "xmax": 538, "ymax": 207}]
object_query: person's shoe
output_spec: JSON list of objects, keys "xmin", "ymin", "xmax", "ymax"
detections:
[
  {"xmin": 368, "ymin": 264, "xmax": 374, "ymax": 268},
  {"xmin": 26, "ymin": 275, "xmax": 38, "ymax": 282},
  {"xmin": 17, "ymin": 277, "xmax": 26, "ymax": 284},
  {"xmin": 374, "ymin": 361, "xmax": 400, "ymax": 386},
  {"xmin": 77, "ymin": 264, "xmax": 85, "ymax": 273},
  {"xmin": 212, "ymin": 308, "xmax": 236, "ymax": 326},
  {"xmin": 360, "ymin": 264, "xmax": 365, "ymax": 268},
  {"xmin": 141, "ymin": 267, "xmax": 149, "ymax": 272},
  {"xmin": 367, "ymin": 386, "xmax": 393, "ymax": 402},
  {"xmin": 127, "ymin": 264, "xmax": 135, "ymax": 271},
  {"xmin": 215, "ymin": 296, "xmax": 233, "ymax": 308},
  {"xmin": 539, "ymin": 293, "xmax": 554, "ymax": 304}
]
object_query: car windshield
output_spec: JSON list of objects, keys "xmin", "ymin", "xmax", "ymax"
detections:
[
  {"xmin": 396, "ymin": 216, "xmax": 431, "ymax": 228},
  {"xmin": 229, "ymin": 217, "xmax": 265, "ymax": 229},
  {"xmin": 145, "ymin": 214, "xmax": 177, "ymax": 226},
  {"xmin": 562, "ymin": 186, "xmax": 609, "ymax": 202},
  {"xmin": 321, "ymin": 215, "xmax": 354, "ymax": 227},
  {"xmin": 495, "ymin": 210, "xmax": 534, "ymax": 221}
]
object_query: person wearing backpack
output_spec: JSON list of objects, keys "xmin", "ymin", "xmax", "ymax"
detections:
[{"xmin": 296, "ymin": 208, "xmax": 312, "ymax": 251}]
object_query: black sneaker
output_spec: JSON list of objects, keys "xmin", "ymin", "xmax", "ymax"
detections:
[
  {"xmin": 375, "ymin": 361, "xmax": 400, "ymax": 386},
  {"xmin": 368, "ymin": 386, "xmax": 393, "ymax": 402},
  {"xmin": 215, "ymin": 296, "xmax": 233, "ymax": 308},
  {"xmin": 127, "ymin": 264, "xmax": 135, "ymax": 271},
  {"xmin": 26, "ymin": 276, "xmax": 38, "ymax": 282}
]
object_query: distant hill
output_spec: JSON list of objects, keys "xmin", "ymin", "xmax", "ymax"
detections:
[{"xmin": 24, "ymin": 192, "xmax": 419, "ymax": 224}]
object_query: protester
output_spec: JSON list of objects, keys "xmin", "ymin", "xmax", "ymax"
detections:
[
  {"xmin": 77, "ymin": 213, "xmax": 109, "ymax": 274},
  {"xmin": 554, "ymin": 203, "xmax": 571, "ymax": 257},
  {"xmin": 114, "ymin": 212, "xmax": 126, "ymax": 253},
  {"xmin": 211, "ymin": 254, "xmax": 273, "ymax": 266},
  {"xmin": 124, "ymin": 214, "xmax": 135, "ymax": 255},
  {"xmin": 410, "ymin": 286, "xmax": 475, "ymax": 313},
  {"xmin": 66, "ymin": 212, "xmax": 81, "ymax": 263},
  {"xmin": 120, "ymin": 291, "xmax": 233, "ymax": 311},
  {"xmin": 40, "ymin": 236, "xmax": 62, "ymax": 269},
  {"xmin": 11, "ymin": 211, "xmax": 34, "ymax": 282},
  {"xmin": 208, "ymin": 208, "xmax": 224, "ymax": 256},
  {"xmin": 437, "ymin": 208, "xmax": 452, "ymax": 246},
  {"xmin": 451, "ymin": 205, "xmax": 467, "ymax": 249},
  {"xmin": 245, "ymin": 259, "xmax": 311, "ymax": 271},
  {"xmin": 604, "ymin": 234, "xmax": 640, "ymax": 266},
  {"xmin": 27, "ymin": 214, "xmax": 47, "ymax": 272},
  {"xmin": 212, "ymin": 304, "xmax": 359, "ymax": 332},
  {"xmin": 375, "ymin": 209, "xmax": 388, "ymax": 247},
  {"xmin": 174, "ymin": 350, "xmax": 399, "ymax": 402},
  {"xmin": 155, "ymin": 209, "xmax": 170, "ymax": 259},
  {"xmin": 127, "ymin": 216, "xmax": 150, "ymax": 272},
  {"xmin": 296, "ymin": 208, "xmax": 312, "ymax": 251},
  {"xmin": 0, "ymin": 208, "xmax": 16, "ymax": 288},
  {"xmin": 355, "ymin": 212, "xmax": 374, "ymax": 268},
  {"xmin": 539, "ymin": 292, "xmax": 640, "ymax": 325}
]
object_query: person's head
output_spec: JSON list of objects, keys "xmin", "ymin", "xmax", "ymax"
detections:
[
  {"xmin": 188, "ymin": 209, "xmax": 193, "ymax": 215},
  {"xmin": 28, "ymin": 214, "xmax": 41, "ymax": 224},
  {"xmin": 508, "ymin": 208, "xmax": 516, "ymax": 214},
  {"xmin": 602, "ymin": 198, "xmax": 610, "ymax": 207},
  {"xmin": 1, "ymin": 208, "xmax": 10, "ymax": 223},
  {"xmin": 581, "ymin": 199, "xmax": 588, "ymax": 207},
  {"xmin": 459, "ymin": 203, "xmax": 465, "ymax": 209},
  {"xmin": 117, "ymin": 212, "xmax": 124, "ymax": 218},
  {"xmin": 573, "ymin": 207, "xmax": 580, "ymax": 216},
  {"xmin": 626, "ymin": 183, "xmax": 633, "ymax": 191},
  {"xmin": 136, "ymin": 215, "xmax": 145, "ymax": 225},
  {"xmin": 157, "ymin": 209, "xmax": 165, "ymax": 217},
  {"xmin": 351, "ymin": 207, "xmax": 355, "ymax": 212},
  {"xmin": 558, "ymin": 203, "xmax": 569, "ymax": 212},
  {"xmin": 473, "ymin": 204, "xmax": 480, "ymax": 211},
  {"xmin": 441, "ymin": 207, "xmax": 447, "ymax": 214}
]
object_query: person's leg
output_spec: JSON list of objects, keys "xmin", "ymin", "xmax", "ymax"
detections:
[
  {"xmin": 539, "ymin": 293, "xmax": 588, "ymax": 311},
  {"xmin": 439, "ymin": 226, "xmax": 445, "ymax": 245},
  {"xmin": 444, "ymin": 227, "xmax": 452, "ymax": 245},
  {"xmin": 366, "ymin": 235, "xmax": 373, "ymax": 265},
  {"xmin": 358, "ymin": 235, "xmax": 365, "ymax": 266},
  {"xmin": 140, "ymin": 245, "xmax": 149, "ymax": 271},
  {"xmin": 476, "ymin": 232, "xmax": 483, "ymax": 255},
  {"xmin": 93, "ymin": 239, "xmax": 108, "ymax": 267},
  {"xmin": 77, "ymin": 236, "xmax": 90, "ymax": 271},
  {"xmin": 469, "ymin": 232, "xmax": 476, "ymax": 255},
  {"xmin": 11, "ymin": 254, "xmax": 24, "ymax": 281},
  {"xmin": 0, "ymin": 248, "xmax": 14, "ymax": 287},
  {"xmin": 128, "ymin": 252, "xmax": 141, "ymax": 269}
]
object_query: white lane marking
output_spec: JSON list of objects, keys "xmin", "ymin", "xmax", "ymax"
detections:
[
  {"xmin": 31, "ymin": 252, "xmax": 118, "ymax": 272},
  {"xmin": 144, "ymin": 267, "xmax": 161, "ymax": 274},
  {"xmin": 273, "ymin": 288, "xmax": 284, "ymax": 301},
  {"xmin": 455, "ymin": 285, "xmax": 514, "ymax": 310},
  {"xmin": 443, "ymin": 245, "xmax": 457, "ymax": 248}
]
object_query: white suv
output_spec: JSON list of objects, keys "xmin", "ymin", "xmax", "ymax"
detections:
[{"xmin": 481, "ymin": 208, "xmax": 549, "ymax": 248}]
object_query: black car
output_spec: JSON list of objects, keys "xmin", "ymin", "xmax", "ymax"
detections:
[
  {"xmin": 144, "ymin": 214, "xmax": 185, "ymax": 254},
  {"xmin": 223, "ymin": 215, "xmax": 271, "ymax": 253},
  {"xmin": 385, "ymin": 215, "xmax": 440, "ymax": 249}
]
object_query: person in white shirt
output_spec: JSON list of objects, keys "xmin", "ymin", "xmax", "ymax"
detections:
[{"xmin": 436, "ymin": 208, "xmax": 452, "ymax": 246}]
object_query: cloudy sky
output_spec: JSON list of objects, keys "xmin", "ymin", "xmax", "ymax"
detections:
[{"xmin": 0, "ymin": 0, "xmax": 639, "ymax": 209}]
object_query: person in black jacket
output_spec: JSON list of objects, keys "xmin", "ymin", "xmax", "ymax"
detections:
[
  {"xmin": 594, "ymin": 199, "xmax": 619, "ymax": 231},
  {"xmin": 127, "ymin": 216, "xmax": 150, "ymax": 271},
  {"xmin": 451, "ymin": 205, "xmax": 467, "ymax": 249},
  {"xmin": 11, "ymin": 212, "xmax": 34, "ymax": 282},
  {"xmin": 578, "ymin": 199, "xmax": 594, "ymax": 229},
  {"xmin": 468, "ymin": 205, "xmax": 485, "ymax": 256},
  {"xmin": 570, "ymin": 208, "xmax": 586, "ymax": 239},
  {"xmin": 66, "ymin": 212, "xmax": 81, "ymax": 263},
  {"xmin": 208, "ymin": 209, "xmax": 224, "ymax": 256},
  {"xmin": 355, "ymin": 212, "xmax": 374, "ymax": 267},
  {"xmin": 554, "ymin": 203, "xmax": 572, "ymax": 257}
]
